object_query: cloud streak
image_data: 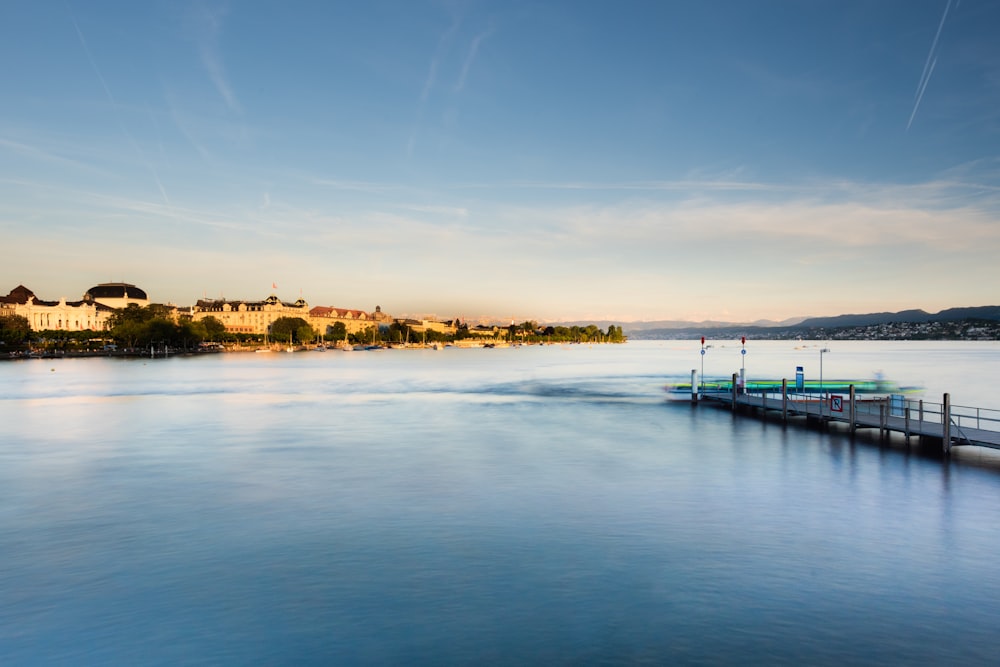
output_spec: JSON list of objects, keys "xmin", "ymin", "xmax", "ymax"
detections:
[
  {"xmin": 908, "ymin": 0, "xmax": 952, "ymax": 130},
  {"xmin": 409, "ymin": 18, "xmax": 462, "ymax": 156},
  {"xmin": 454, "ymin": 24, "xmax": 493, "ymax": 93},
  {"xmin": 71, "ymin": 15, "xmax": 170, "ymax": 203},
  {"xmin": 194, "ymin": 4, "xmax": 242, "ymax": 113}
]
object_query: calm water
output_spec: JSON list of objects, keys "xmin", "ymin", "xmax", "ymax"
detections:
[{"xmin": 3, "ymin": 340, "xmax": 1000, "ymax": 665}]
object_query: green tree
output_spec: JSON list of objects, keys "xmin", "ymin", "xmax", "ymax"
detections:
[
  {"xmin": 200, "ymin": 316, "xmax": 226, "ymax": 341},
  {"xmin": 0, "ymin": 314, "xmax": 31, "ymax": 345},
  {"xmin": 388, "ymin": 320, "xmax": 408, "ymax": 343},
  {"xmin": 296, "ymin": 323, "xmax": 316, "ymax": 344},
  {"xmin": 325, "ymin": 321, "xmax": 348, "ymax": 342},
  {"xmin": 270, "ymin": 317, "xmax": 312, "ymax": 343}
]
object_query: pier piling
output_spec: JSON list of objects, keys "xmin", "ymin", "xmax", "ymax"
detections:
[{"xmin": 943, "ymin": 393, "xmax": 951, "ymax": 455}]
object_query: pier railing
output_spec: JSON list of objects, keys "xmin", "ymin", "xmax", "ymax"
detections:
[{"xmin": 730, "ymin": 382, "xmax": 1000, "ymax": 451}]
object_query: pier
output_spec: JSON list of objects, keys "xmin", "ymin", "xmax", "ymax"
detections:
[{"xmin": 696, "ymin": 375, "xmax": 1000, "ymax": 454}]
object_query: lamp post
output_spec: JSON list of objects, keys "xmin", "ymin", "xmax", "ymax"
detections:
[
  {"xmin": 819, "ymin": 347, "xmax": 830, "ymax": 401},
  {"xmin": 740, "ymin": 336, "xmax": 746, "ymax": 394},
  {"xmin": 700, "ymin": 336, "xmax": 706, "ymax": 397}
]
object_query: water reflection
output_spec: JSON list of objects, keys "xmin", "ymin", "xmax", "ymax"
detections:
[{"xmin": 3, "ymin": 343, "xmax": 1000, "ymax": 664}]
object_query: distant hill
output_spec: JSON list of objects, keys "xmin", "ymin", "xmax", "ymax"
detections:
[
  {"xmin": 797, "ymin": 309, "xmax": 935, "ymax": 328},
  {"xmin": 548, "ymin": 317, "xmax": 806, "ymax": 334},
  {"xmin": 797, "ymin": 306, "xmax": 1000, "ymax": 329},
  {"xmin": 618, "ymin": 306, "xmax": 1000, "ymax": 340}
]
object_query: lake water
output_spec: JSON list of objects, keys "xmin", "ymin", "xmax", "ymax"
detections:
[{"xmin": 3, "ymin": 340, "xmax": 1000, "ymax": 665}]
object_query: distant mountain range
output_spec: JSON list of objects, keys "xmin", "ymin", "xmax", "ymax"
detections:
[
  {"xmin": 793, "ymin": 306, "xmax": 1000, "ymax": 329},
  {"xmin": 549, "ymin": 306, "xmax": 1000, "ymax": 338}
]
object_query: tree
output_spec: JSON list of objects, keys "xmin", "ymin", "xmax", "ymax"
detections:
[
  {"xmin": 388, "ymin": 320, "xmax": 408, "ymax": 343},
  {"xmin": 0, "ymin": 314, "xmax": 31, "ymax": 345},
  {"xmin": 296, "ymin": 323, "xmax": 316, "ymax": 344},
  {"xmin": 325, "ymin": 321, "xmax": 347, "ymax": 342},
  {"xmin": 200, "ymin": 316, "xmax": 226, "ymax": 341},
  {"xmin": 270, "ymin": 317, "xmax": 312, "ymax": 343}
]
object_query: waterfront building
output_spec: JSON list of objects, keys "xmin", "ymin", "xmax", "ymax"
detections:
[
  {"xmin": 309, "ymin": 305, "xmax": 389, "ymax": 337},
  {"xmin": 190, "ymin": 294, "xmax": 311, "ymax": 335},
  {"xmin": 83, "ymin": 282, "xmax": 150, "ymax": 310},
  {"xmin": 400, "ymin": 318, "xmax": 459, "ymax": 336},
  {"xmin": 0, "ymin": 285, "xmax": 114, "ymax": 331},
  {"xmin": 467, "ymin": 324, "xmax": 502, "ymax": 338}
]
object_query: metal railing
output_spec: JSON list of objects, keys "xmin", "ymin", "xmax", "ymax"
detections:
[{"xmin": 738, "ymin": 385, "xmax": 1000, "ymax": 443}]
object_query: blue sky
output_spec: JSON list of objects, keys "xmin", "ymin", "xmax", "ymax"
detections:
[{"xmin": 2, "ymin": 1, "xmax": 998, "ymax": 323}]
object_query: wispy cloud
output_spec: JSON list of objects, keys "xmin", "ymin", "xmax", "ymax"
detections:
[
  {"xmin": 311, "ymin": 178, "xmax": 403, "ymax": 195},
  {"xmin": 454, "ymin": 23, "xmax": 494, "ymax": 93},
  {"xmin": 451, "ymin": 179, "xmax": 799, "ymax": 194},
  {"xmin": 71, "ymin": 14, "xmax": 170, "ymax": 203},
  {"xmin": 0, "ymin": 137, "xmax": 106, "ymax": 174},
  {"xmin": 409, "ymin": 18, "xmax": 462, "ymax": 156},
  {"xmin": 193, "ymin": 3, "xmax": 242, "ymax": 113},
  {"xmin": 908, "ymin": 0, "xmax": 952, "ymax": 130},
  {"xmin": 163, "ymin": 86, "xmax": 214, "ymax": 162},
  {"xmin": 398, "ymin": 203, "xmax": 469, "ymax": 217}
]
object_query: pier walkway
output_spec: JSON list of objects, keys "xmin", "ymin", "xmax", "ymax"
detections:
[{"xmin": 697, "ymin": 378, "xmax": 1000, "ymax": 454}]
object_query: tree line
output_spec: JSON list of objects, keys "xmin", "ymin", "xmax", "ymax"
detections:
[{"xmin": 2, "ymin": 308, "xmax": 627, "ymax": 353}]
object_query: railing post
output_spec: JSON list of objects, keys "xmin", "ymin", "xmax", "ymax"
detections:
[
  {"xmin": 849, "ymin": 385, "xmax": 856, "ymax": 434},
  {"xmin": 782, "ymin": 378, "xmax": 788, "ymax": 423},
  {"xmin": 943, "ymin": 393, "xmax": 951, "ymax": 455},
  {"xmin": 879, "ymin": 403, "xmax": 886, "ymax": 441},
  {"xmin": 905, "ymin": 406, "xmax": 910, "ymax": 444},
  {"xmin": 919, "ymin": 400, "xmax": 924, "ymax": 431},
  {"xmin": 691, "ymin": 369, "xmax": 697, "ymax": 404},
  {"xmin": 732, "ymin": 373, "xmax": 738, "ymax": 412}
]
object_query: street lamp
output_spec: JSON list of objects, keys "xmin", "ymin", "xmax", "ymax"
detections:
[
  {"xmin": 819, "ymin": 347, "xmax": 830, "ymax": 401},
  {"xmin": 740, "ymin": 336, "xmax": 746, "ymax": 394},
  {"xmin": 700, "ymin": 336, "xmax": 706, "ymax": 396}
]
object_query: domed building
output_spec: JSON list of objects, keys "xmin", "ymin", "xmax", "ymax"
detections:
[{"xmin": 83, "ymin": 282, "xmax": 150, "ymax": 310}]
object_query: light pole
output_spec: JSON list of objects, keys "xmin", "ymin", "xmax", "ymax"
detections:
[
  {"xmin": 700, "ymin": 336, "xmax": 706, "ymax": 396},
  {"xmin": 819, "ymin": 347, "xmax": 830, "ymax": 401},
  {"xmin": 740, "ymin": 336, "xmax": 746, "ymax": 394}
]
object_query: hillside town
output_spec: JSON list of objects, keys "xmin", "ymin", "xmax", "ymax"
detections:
[{"xmin": 634, "ymin": 319, "xmax": 1000, "ymax": 342}]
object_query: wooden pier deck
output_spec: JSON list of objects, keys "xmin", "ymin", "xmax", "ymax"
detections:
[{"xmin": 696, "ymin": 379, "xmax": 1000, "ymax": 453}]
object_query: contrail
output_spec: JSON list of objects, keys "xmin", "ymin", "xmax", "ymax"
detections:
[
  {"xmin": 907, "ymin": 57, "xmax": 937, "ymax": 131},
  {"xmin": 908, "ymin": 0, "xmax": 952, "ymax": 130},
  {"xmin": 72, "ymin": 15, "xmax": 170, "ymax": 203}
]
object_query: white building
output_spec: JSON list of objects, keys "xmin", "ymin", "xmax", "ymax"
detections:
[{"xmin": 1, "ymin": 285, "xmax": 114, "ymax": 331}]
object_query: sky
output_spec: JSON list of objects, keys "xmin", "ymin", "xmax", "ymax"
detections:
[{"xmin": 2, "ymin": 1, "xmax": 999, "ymax": 324}]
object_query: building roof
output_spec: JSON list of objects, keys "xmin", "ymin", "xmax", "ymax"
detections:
[
  {"xmin": 84, "ymin": 282, "xmax": 148, "ymax": 301},
  {"xmin": 1, "ymin": 285, "xmax": 114, "ymax": 310},
  {"xmin": 1, "ymin": 285, "xmax": 36, "ymax": 305},
  {"xmin": 310, "ymin": 306, "xmax": 370, "ymax": 319}
]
